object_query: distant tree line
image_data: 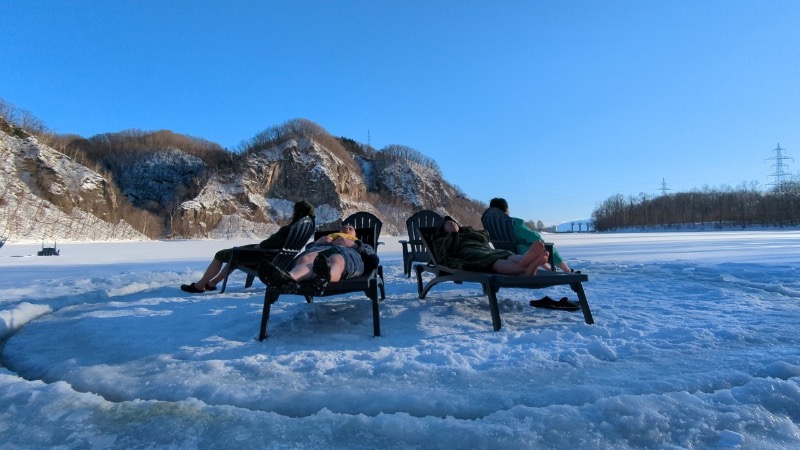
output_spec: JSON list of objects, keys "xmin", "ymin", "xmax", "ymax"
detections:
[{"xmin": 592, "ymin": 182, "xmax": 800, "ymax": 231}]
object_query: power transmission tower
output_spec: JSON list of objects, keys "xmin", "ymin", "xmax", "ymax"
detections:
[
  {"xmin": 766, "ymin": 143, "xmax": 793, "ymax": 190},
  {"xmin": 658, "ymin": 178, "xmax": 671, "ymax": 196}
]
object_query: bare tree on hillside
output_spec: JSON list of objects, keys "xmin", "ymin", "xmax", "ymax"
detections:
[
  {"xmin": 378, "ymin": 145, "xmax": 441, "ymax": 174},
  {"xmin": 238, "ymin": 118, "xmax": 362, "ymax": 176}
]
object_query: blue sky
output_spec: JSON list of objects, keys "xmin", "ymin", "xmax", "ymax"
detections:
[{"xmin": 2, "ymin": 1, "xmax": 799, "ymax": 226}]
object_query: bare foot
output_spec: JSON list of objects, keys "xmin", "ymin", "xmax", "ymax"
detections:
[
  {"xmin": 524, "ymin": 251, "xmax": 550, "ymax": 276},
  {"xmin": 519, "ymin": 241, "xmax": 545, "ymax": 268}
]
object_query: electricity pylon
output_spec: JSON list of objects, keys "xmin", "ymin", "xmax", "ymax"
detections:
[
  {"xmin": 658, "ymin": 178, "xmax": 671, "ymax": 196},
  {"xmin": 766, "ymin": 143, "xmax": 793, "ymax": 190}
]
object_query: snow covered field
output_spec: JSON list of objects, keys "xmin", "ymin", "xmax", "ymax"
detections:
[{"xmin": 1, "ymin": 231, "xmax": 799, "ymax": 449}]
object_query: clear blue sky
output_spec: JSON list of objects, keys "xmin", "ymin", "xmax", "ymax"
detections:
[{"xmin": 2, "ymin": 1, "xmax": 799, "ymax": 226}]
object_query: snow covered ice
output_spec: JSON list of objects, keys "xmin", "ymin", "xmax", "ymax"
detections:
[{"xmin": 0, "ymin": 231, "xmax": 799, "ymax": 449}]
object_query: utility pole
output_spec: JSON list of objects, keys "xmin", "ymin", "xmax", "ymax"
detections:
[
  {"xmin": 658, "ymin": 178, "xmax": 671, "ymax": 196},
  {"xmin": 766, "ymin": 143, "xmax": 793, "ymax": 190}
]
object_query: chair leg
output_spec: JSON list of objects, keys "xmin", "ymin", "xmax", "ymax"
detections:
[
  {"xmin": 486, "ymin": 284, "xmax": 502, "ymax": 331},
  {"xmin": 245, "ymin": 274, "xmax": 255, "ymax": 289},
  {"xmin": 259, "ymin": 289, "xmax": 281, "ymax": 341},
  {"xmin": 378, "ymin": 266, "xmax": 386, "ymax": 300},
  {"xmin": 571, "ymin": 282, "xmax": 595, "ymax": 325},
  {"xmin": 220, "ymin": 265, "xmax": 235, "ymax": 293},
  {"xmin": 368, "ymin": 278, "xmax": 381, "ymax": 337},
  {"xmin": 221, "ymin": 256, "xmax": 236, "ymax": 293},
  {"xmin": 415, "ymin": 265, "xmax": 425, "ymax": 298}
]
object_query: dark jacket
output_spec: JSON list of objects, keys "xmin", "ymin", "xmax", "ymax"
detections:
[
  {"xmin": 214, "ymin": 201, "xmax": 315, "ymax": 262},
  {"xmin": 432, "ymin": 227, "xmax": 513, "ymax": 272},
  {"xmin": 258, "ymin": 201, "xmax": 315, "ymax": 249}
]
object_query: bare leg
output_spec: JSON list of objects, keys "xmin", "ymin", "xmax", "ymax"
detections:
[
  {"xmin": 524, "ymin": 251, "xmax": 550, "ymax": 276},
  {"xmin": 492, "ymin": 258, "xmax": 527, "ymax": 275},
  {"xmin": 289, "ymin": 253, "xmax": 317, "ymax": 281},
  {"xmin": 507, "ymin": 255, "xmax": 551, "ymax": 272},
  {"xmin": 191, "ymin": 259, "xmax": 224, "ymax": 291},
  {"xmin": 328, "ymin": 254, "xmax": 346, "ymax": 282},
  {"xmin": 207, "ymin": 264, "xmax": 231, "ymax": 287},
  {"xmin": 519, "ymin": 241, "xmax": 546, "ymax": 268}
]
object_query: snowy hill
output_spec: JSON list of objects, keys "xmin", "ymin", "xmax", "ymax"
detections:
[
  {"xmin": 0, "ymin": 118, "xmax": 483, "ymax": 242},
  {"xmin": 0, "ymin": 119, "xmax": 148, "ymax": 243}
]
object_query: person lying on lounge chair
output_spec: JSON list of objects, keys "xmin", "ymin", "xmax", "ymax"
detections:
[
  {"xmin": 258, "ymin": 224, "xmax": 376, "ymax": 293},
  {"xmin": 432, "ymin": 216, "xmax": 549, "ymax": 276},
  {"xmin": 482, "ymin": 197, "xmax": 573, "ymax": 273},
  {"xmin": 180, "ymin": 200, "xmax": 315, "ymax": 293}
]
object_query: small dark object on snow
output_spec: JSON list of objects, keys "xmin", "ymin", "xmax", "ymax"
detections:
[
  {"xmin": 38, "ymin": 242, "xmax": 60, "ymax": 256},
  {"xmin": 530, "ymin": 296, "xmax": 581, "ymax": 312}
]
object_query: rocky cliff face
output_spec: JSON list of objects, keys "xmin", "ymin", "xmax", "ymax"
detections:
[
  {"xmin": 0, "ymin": 122, "xmax": 484, "ymax": 241},
  {"xmin": 0, "ymin": 120, "xmax": 147, "ymax": 242},
  {"xmin": 172, "ymin": 137, "xmax": 373, "ymax": 237},
  {"xmin": 172, "ymin": 135, "xmax": 485, "ymax": 238},
  {"xmin": 114, "ymin": 149, "xmax": 207, "ymax": 214}
]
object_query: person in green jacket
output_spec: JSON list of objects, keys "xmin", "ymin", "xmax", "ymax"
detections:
[
  {"xmin": 180, "ymin": 200, "xmax": 315, "ymax": 293},
  {"xmin": 484, "ymin": 198, "xmax": 573, "ymax": 273},
  {"xmin": 432, "ymin": 216, "xmax": 549, "ymax": 276}
]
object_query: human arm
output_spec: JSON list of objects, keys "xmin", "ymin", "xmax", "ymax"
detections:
[
  {"xmin": 314, "ymin": 235, "xmax": 335, "ymax": 245},
  {"xmin": 355, "ymin": 241, "xmax": 375, "ymax": 256}
]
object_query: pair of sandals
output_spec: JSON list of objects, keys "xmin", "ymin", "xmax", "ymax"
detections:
[
  {"xmin": 257, "ymin": 255, "xmax": 331, "ymax": 295},
  {"xmin": 530, "ymin": 296, "xmax": 580, "ymax": 311},
  {"xmin": 180, "ymin": 282, "xmax": 216, "ymax": 294}
]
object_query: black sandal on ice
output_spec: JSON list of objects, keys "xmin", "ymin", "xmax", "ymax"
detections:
[
  {"xmin": 530, "ymin": 296, "xmax": 580, "ymax": 312},
  {"xmin": 180, "ymin": 283, "xmax": 205, "ymax": 294},
  {"xmin": 530, "ymin": 296, "xmax": 556, "ymax": 308},
  {"xmin": 551, "ymin": 297, "xmax": 581, "ymax": 312}
]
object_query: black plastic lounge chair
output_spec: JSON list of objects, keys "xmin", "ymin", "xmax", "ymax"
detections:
[
  {"xmin": 480, "ymin": 207, "xmax": 556, "ymax": 269},
  {"xmin": 414, "ymin": 226, "xmax": 594, "ymax": 331},
  {"xmin": 219, "ymin": 216, "xmax": 315, "ymax": 293},
  {"xmin": 399, "ymin": 210, "xmax": 444, "ymax": 277},
  {"xmin": 258, "ymin": 211, "xmax": 385, "ymax": 340},
  {"xmin": 37, "ymin": 242, "xmax": 59, "ymax": 256}
]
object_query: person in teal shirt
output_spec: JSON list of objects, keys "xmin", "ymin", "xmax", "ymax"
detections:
[{"xmin": 484, "ymin": 198, "xmax": 573, "ymax": 274}]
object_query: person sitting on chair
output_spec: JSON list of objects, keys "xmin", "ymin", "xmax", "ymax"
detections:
[
  {"xmin": 180, "ymin": 200, "xmax": 315, "ymax": 293},
  {"xmin": 258, "ymin": 223, "xmax": 376, "ymax": 293},
  {"xmin": 482, "ymin": 197, "xmax": 573, "ymax": 273},
  {"xmin": 432, "ymin": 216, "xmax": 549, "ymax": 276}
]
